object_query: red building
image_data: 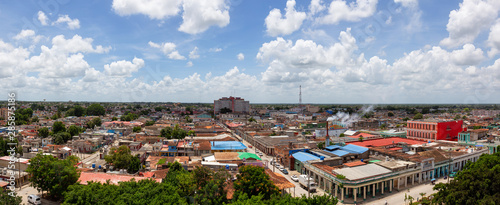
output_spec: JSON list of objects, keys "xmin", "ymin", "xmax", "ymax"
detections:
[{"xmin": 407, "ymin": 120, "xmax": 463, "ymax": 141}]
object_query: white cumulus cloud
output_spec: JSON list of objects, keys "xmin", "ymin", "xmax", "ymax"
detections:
[
  {"xmin": 317, "ymin": 0, "xmax": 378, "ymax": 25},
  {"xmin": 487, "ymin": 20, "xmax": 500, "ymax": 57},
  {"xmin": 112, "ymin": 0, "xmax": 182, "ymax": 20},
  {"xmin": 189, "ymin": 47, "xmax": 199, "ymax": 59},
  {"xmin": 237, "ymin": 53, "xmax": 244, "ymax": 60},
  {"xmin": 178, "ymin": 0, "xmax": 230, "ymax": 34},
  {"xmin": 440, "ymin": 0, "xmax": 500, "ymax": 48},
  {"xmin": 104, "ymin": 57, "xmax": 145, "ymax": 77},
  {"xmin": 265, "ymin": 0, "xmax": 307, "ymax": 37},
  {"xmin": 149, "ymin": 41, "xmax": 186, "ymax": 60},
  {"xmin": 52, "ymin": 15, "xmax": 80, "ymax": 30},
  {"xmin": 38, "ymin": 11, "xmax": 48, "ymax": 25}
]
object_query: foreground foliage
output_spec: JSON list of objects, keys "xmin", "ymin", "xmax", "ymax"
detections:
[
  {"xmin": 433, "ymin": 147, "xmax": 500, "ymax": 205},
  {"xmin": 62, "ymin": 162, "xmax": 337, "ymax": 205},
  {"xmin": 26, "ymin": 153, "xmax": 80, "ymax": 199}
]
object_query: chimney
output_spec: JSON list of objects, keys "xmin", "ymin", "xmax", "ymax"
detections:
[{"xmin": 325, "ymin": 121, "xmax": 330, "ymax": 146}]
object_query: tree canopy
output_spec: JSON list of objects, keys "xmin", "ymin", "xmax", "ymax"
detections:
[
  {"xmin": 26, "ymin": 153, "xmax": 80, "ymax": 199},
  {"xmin": 52, "ymin": 121, "xmax": 66, "ymax": 134},
  {"xmin": 63, "ymin": 179, "xmax": 187, "ymax": 205},
  {"xmin": 432, "ymin": 148, "xmax": 500, "ymax": 205},
  {"xmin": 160, "ymin": 124, "xmax": 188, "ymax": 139},
  {"xmin": 233, "ymin": 165, "xmax": 280, "ymax": 200},
  {"xmin": 61, "ymin": 161, "xmax": 337, "ymax": 205},
  {"xmin": 87, "ymin": 103, "xmax": 106, "ymax": 116},
  {"xmin": 104, "ymin": 146, "xmax": 141, "ymax": 173},
  {"xmin": 0, "ymin": 189, "xmax": 22, "ymax": 205},
  {"xmin": 38, "ymin": 127, "xmax": 49, "ymax": 138}
]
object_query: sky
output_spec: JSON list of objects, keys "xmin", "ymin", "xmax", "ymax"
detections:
[{"xmin": 1, "ymin": 0, "xmax": 500, "ymax": 104}]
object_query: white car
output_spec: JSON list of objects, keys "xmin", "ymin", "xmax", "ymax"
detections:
[
  {"xmin": 290, "ymin": 175, "xmax": 299, "ymax": 182},
  {"xmin": 28, "ymin": 194, "xmax": 41, "ymax": 204}
]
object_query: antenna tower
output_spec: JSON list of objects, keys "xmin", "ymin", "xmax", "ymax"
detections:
[{"xmin": 299, "ymin": 85, "xmax": 302, "ymax": 108}]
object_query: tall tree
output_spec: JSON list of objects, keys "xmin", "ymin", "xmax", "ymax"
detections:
[
  {"xmin": 52, "ymin": 121, "xmax": 66, "ymax": 134},
  {"xmin": 233, "ymin": 165, "xmax": 280, "ymax": 200},
  {"xmin": 87, "ymin": 103, "xmax": 106, "ymax": 116},
  {"xmin": 68, "ymin": 125, "xmax": 81, "ymax": 137},
  {"xmin": 38, "ymin": 127, "xmax": 49, "ymax": 138},
  {"xmin": 105, "ymin": 146, "xmax": 138, "ymax": 173},
  {"xmin": 433, "ymin": 147, "xmax": 500, "ymax": 205},
  {"xmin": 26, "ymin": 154, "xmax": 80, "ymax": 199},
  {"xmin": 0, "ymin": 189, "xmax": 22, "ymax": 205}
]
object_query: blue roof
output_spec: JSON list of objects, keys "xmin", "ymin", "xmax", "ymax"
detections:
[
  {"xmin": 325, "ymin": 145, "xmax": 341, "ymax": 151},
  {"xmin": 328, "ymin": 150, "xmax": 350, "ymax": 157},
  {"xmin": 341, "ymin": 144, "xmax": 369, "ymax": 154},
  {"xmin": 292, "ymin": 152, "xmax": 321, "ymax": 162},
  {"xmin": 210, "ymin": 141, "xmax": 247, "ymax": 150}
]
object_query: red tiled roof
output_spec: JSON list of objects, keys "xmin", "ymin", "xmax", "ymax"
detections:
[
  {"xmin": 0, "ymin": 181, "xmax": 9, "ymax": 187},
  {"xmin": 347, "ymin": 137, "xmax": 426, "ymax": 147},
  {"xmin": 78, "ymin": 172, "xmax": 161, "ymax": 185},
  {"xmin": 343, "ymin": 161, "xmax": 366, "ymax": 167}
]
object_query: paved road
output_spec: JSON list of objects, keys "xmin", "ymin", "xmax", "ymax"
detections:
[
  {"xmin": 17, "ymin": 183, "xmax": 61, "ymax": 205},
  {"xmin": 234, "ymin": 131, "xmax": 327, "ymax": 198}
]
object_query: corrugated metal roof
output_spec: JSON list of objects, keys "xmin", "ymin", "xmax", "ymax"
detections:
[
  {"xmin": 292, "ymin": 152, "xmax": 320, "ymax": 162},
  {"xmin": 328, "ymin": 149, "xmax": 350, "ymax": 157},
  {"xmin": 341, "ymin": 144, "xmax": 369, "ymax": 154},
  {"xmin": 325, "ymin": 145, "xmax": 341, "ymax": 151}
]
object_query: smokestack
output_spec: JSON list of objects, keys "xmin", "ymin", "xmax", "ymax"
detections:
[{"xmin": 325, "ymin": 121, "xmax": 330, "ymax": 146}]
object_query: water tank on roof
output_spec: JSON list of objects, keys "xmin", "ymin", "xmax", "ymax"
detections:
[
  {"xmin": 92, "ymin": 163, "xmax": 95, "ymax": 169},
  {"xmin": 320, "ymin": 156, "xmax": 325, "ymax": 161},
  {"xmin": 361, "ymin": 159, "xmax": 364, "ymax": 162},
  {"xmin": 98, "ymin": 165, "xmax": 102, "ymax": 169}
]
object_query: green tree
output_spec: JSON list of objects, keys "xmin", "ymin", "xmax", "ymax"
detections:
[
  {"xmin": 413, "ymin": 113, "xmax": 423, "ymax": 120},
  {"xmin": 53, "ymin": 132, "xmax": 72, "ymax": 145},
  {"xmin": 112, "ymin": 117, "xmax": 118, "ymax": 121},
  {"xmin": 454, "ymin": 114, "xmax": 461, "ymax": 120},
  {"xmin": 133, "ymin": 126, "xmax": 142, "ymax": 132},
  {"xmin": 145, "ymin": 121, "xmax": 155, "ymax": 126},
  {"xmin": 128, "ymin": 154, "xmax": 141, "ymax": 174},
  {"xmin": 433, "ymin": 148, "xmax": 500, "ymax": 205},
  {"xmin": 66, "ymin": 105, "xmax": 85, "ymax": 117},
  {"xmin": 63, "ymin": 179, "xmax": 187, "ymax": 205},
  {"xmin": 68, "ymin": 125, "xmax": 81, "ymax": 137},
  {"xmin": 248, "ymin": 117, "xmax": 257, "ymax": 122},
  {"xmin": 233, "ymin": 165, "xmax": 280, "ymax": 200},
  {"xmin": 0, "ymin": 189, "xmax": 22, "ymax": 205},
  {"xmin": 160, "ymin": 124, "xmax": 188, "ymax": 139},
  {"xmin": 105, "ymin": 146, "xmax": 138, "ymax": 173},
  {"xmin": 358, "ymin": 136, "xmax": 364, "ymax": 142},
  {"xmin": 38, "ymin": 127, "xmax": 50, "ymax": 138},
  {"xmin": 388, "ymin": 112, "xmax": 394, "ymax": 117},
  {"xmin": 87, "ymin": 103, "xmax": 105, "ymax": 116},
  {"xmin": 339, "ymin": 133, "xmax": 345, "ymax": 138},
  {"xmin": 317, "ymin": 142, "xmax": 325, "ymax": 149},
  {"xmin": 52, "ymin": 121, "xmax": 66, "ymax": 134},
  {"xmin": 26, "ymin": 153, "xmax": 80, "ymax": 199}
]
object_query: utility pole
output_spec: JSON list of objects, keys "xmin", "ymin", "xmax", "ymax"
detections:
[{"xmin": 308, "ymin": 173, "xmax": 310, "ymax": 198}]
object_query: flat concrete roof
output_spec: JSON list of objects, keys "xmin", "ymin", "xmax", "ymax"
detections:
[{"xmin": 333, "ymin": 164, "xmax": 392, "ymax": 181}]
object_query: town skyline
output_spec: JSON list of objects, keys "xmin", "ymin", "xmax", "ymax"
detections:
[{"xmin": 1, "ymin": 0, "xmax": 500, "ymax": 104}]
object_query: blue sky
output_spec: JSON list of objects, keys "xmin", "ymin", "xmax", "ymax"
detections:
[{"xmin": 1, "ymin": 0, "xmax": 500, "ymax": 104}]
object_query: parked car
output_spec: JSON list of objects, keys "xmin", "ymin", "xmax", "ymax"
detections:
[
  {"xmin": 282, "ymin": 169, "xmax": 289, "ymax": 175},
  {"xmin": 275, "ymin": 164, "xmax": 281, "ymax": 169},
  {"xmin": 248, "ymin": 145, "xmax": 252, "ymax": 148},
  {"xmin": 28, "ymin": 194, "xmax": 41, "ymax": 205},
  {"xmin": 290, "ymin": 175, "xmax": 299, "ymax": 182}
]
